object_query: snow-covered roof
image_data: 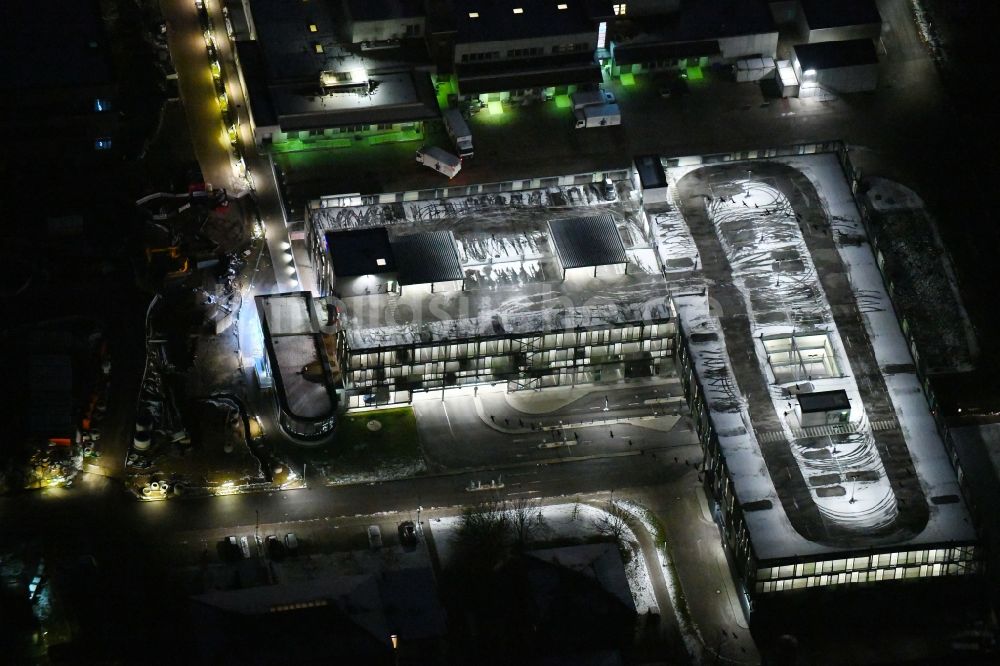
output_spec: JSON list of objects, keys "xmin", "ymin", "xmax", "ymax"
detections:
[
  {"xmin": 669, "ymin": 153, "xmax": 975, "ymax": 563},
  {"xmin": 310, "ymin": 183, "xmax": 670, "ymax": 351}
]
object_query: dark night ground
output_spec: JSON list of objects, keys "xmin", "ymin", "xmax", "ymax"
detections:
[{"xmin": 2, "ymin": 2, "xmax": 1000, "ymax": 664}]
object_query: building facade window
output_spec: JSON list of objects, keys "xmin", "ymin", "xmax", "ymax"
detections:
[{"xmin": 94, "ymin": 138, "xmax": 112, "ymax": 150}]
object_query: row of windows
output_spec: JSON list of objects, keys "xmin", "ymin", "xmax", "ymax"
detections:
[
  {"xmin": 756, "ymin": 560, "xmax": 976, "ymax": 593},
  {"xmin": 350, "ymin": 346, "xmax": 672, "ymax": 383},
  {"xmin": 757, "ymin": 547, "xmax": 977, "ymax": 581},
  {"xmin": 551, "ymin": 43, "xmax": 589, "ymax": 54},
  {"xmin": 507, "ymin": 47, "xmax": 544, "ymax": 58},
  {"xmin": 348, "ymin": 326, "xmax": 675, "ymax": 368},
  {"xmin": 461, "ymin": 51, "xmax": 501, "ymax": 63},
  {"xmin": 459, "ymin": 42, "xmax": 592, "ymax": 63},
  {"xmin": 293, "ymin": 123, "xmax": 408, "ymax": 140}
]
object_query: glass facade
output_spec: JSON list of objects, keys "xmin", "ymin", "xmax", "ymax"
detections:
[
  {"xmin": 755, "ymin": 546, "xmax": 979, "ymax": 594},
  {"xmin": 342, "ymin": 320, "xmax": 676, "ymax": 408},
  {"xmin": 675, "ymin": 304, "xmax": 979, "ymax": 604}
]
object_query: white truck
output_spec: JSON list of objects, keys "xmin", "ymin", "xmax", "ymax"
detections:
[
  {"xmin": 416, "ymin": 146, "xmax": 462, "ymax": 178},
  {"xmin": 574, "ymin": 103, "xmax": 621, "ymax": 129},
  {"xmin": 442, "ymin": 108, "xmax": 474, "ymax": 158},
  {"xmin": 570, "ymin": 88, "xmax": 615, "ymax": 111}
]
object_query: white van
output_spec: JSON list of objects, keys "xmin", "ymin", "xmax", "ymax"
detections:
[{"xmin": 416, "ymin": 146, "xmax": 462, "ymax": 179}]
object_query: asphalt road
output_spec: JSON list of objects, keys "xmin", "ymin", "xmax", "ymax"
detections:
[
  {"xmin": 162, "ymin": 0, "xmax": 299, "ymax": 292},
  {"xmin": 1, "ymin": 450, "xmax": 695, "ymax": 546}
]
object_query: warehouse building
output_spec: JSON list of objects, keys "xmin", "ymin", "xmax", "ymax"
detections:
[
  {"xmin": 233, "ymin": 0, "xmax": 439, "ymax": 151},
  {"xmin": 444, "ymin": 0, "xmax": 613, "ymax": 102},
  {"xmin": 610, "ymin": 0, "xmax": 778, "ymax": 78},
  {"xmin": 796, "ymin": 0, "xmax": 882, "ymax": 45},
  {"xmin": 792, "ymin": 38, "xmax": 879, "ymax": 97}
]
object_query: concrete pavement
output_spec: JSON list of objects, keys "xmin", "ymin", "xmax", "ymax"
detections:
[{"xmin": 636, "ymin": 475, "xmax": 762, "ymax": 665}]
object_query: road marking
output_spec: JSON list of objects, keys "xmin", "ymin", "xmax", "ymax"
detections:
[{"xmin": 441, "ymin": 402, "xmax": 457, "ymax": 442}]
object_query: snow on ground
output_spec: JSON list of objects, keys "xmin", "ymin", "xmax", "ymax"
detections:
[
  {"xmin": 616, "ymin": 499, "xmax": 701, "ymax": 658},
  {"xmin": 781, "ymin": 156, "xmax": 976, "ymax": 373},
  {"xmin": 705, "ymin": 176, "xmax": 897, "ymax": 532},
  {"xmin": 430, "ymin": 502, "xmax": 658, "ymax": 615},
  {"xmin": 321, "ymin": 459, "xmax": 427, "ymax": 486}
]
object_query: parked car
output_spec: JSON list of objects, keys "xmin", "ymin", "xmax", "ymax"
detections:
[
  {"xmin": 398, "ymin": 521, "xmax": 417, "ymax": 549},
  {"xmin": 266, "ymin": 535, "xmax": 285, "ymax": 560},
  {"xmin": 602, "ymin": 178, "xmax": 616, "ymax": 201},
  {"xmin": 368, "ymin": 525, "xmax": 383, "ymax": 550},
  {"xmin": 284, "ymin": 533, "xmax": 299, "ymax": 554},
  {"xmin": 223, "ymin": 536, "xmax": 240, "ymax": 560}
]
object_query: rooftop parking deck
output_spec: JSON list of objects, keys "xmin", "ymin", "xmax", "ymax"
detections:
[{"xmin": 668, "ymin": 152, "xmax": 974, "ymax": 565}]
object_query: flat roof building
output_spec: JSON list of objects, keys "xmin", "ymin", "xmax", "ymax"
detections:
[
  {"xmin": 665, "ymin": 150, "xmax": 976, "ymax": 606},
  {"xmin": 449, "ymin": 0, "xmax": 607, "ymax": 97},
  {"xmin": 306, "ymin": 173, "xmax": 675, "ymax": 408},
  {"xmin": 234, "ymin": 0, "xmax": 438, "ymax": 151},
  {"xmin": 797, "ymin": 0, "xmax": 882, "ymax": 44},
  {"xmin": 611, "ymin": 0, "xmax": 778, "ymax": 76},
  {"xmin": 793, "ymin": 39, "xmax": 879, "ymax": 97}
]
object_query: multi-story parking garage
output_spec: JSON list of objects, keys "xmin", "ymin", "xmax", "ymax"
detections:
[{"xmin": 661, "ymin": 147, "xmax": 978, "ymax": 607}]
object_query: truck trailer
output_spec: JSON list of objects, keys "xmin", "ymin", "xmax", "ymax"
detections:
[
  {"xmin": 442, "ymin": 108, "xmax": 474, "ymax": 158},
  {"xmin": 570, "ymin": 88, "xmax": 615, "ymax": 110},
  {"xmin": 573, "ymin": 103, "xmax": 621, "ymax": 129},
  {"xmin": 415, "ymin": 146, "xmax": 462, "ymax": 178}
]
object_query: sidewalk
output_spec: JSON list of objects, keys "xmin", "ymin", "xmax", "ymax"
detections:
[
  {"xmin": 503, "ymin": 375, "xmax": 682, "ymax": 414},
  {"xmin": 640, "ymin": 472, "xmax": 762, "ymax": 665},
  {"xmin": 474, "ymin": 394, "xmax": 688, "ymax": 438}
]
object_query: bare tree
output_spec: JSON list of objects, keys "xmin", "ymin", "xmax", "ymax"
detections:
[
  {"xmin": 507, "ymin": 497, "xmax": 539, "ymax": 547},
  {"xmin": 459, "ymin": 498, "xmax": 509, "ymax": 547},
  {"xmin": 593, "ymin": 500, "xmax": 631, "ymax": 543}
]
